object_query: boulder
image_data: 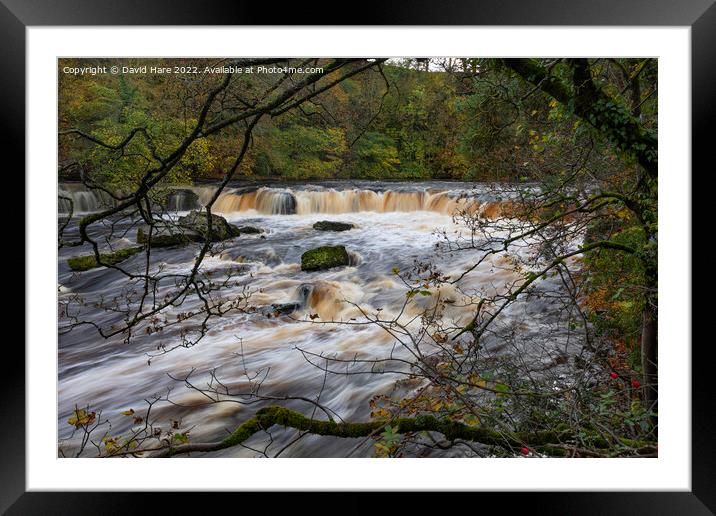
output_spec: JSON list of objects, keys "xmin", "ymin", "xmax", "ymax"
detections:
[
  {"xmin": 236, "ymin": 226, "xmax": 263, "ymax": 234},
  {"xmin": 136, "ymin": 225, "xmax": 203, "ymax": 247},
  {"xmin": 259, "ymin": 284, "xmax": 314, "ymax": 317},
  {"xmin": 260, "ymin": 302, "xmax": 301, "ymax": 318},
  {"xmin": 301, "ymin": 245, "xmax": 350, "ymax": 271},
  {"xmin": 177, "ymin": 211, "xmax": 242, "ymax": 242},
  {"xmin": 312, "ymin": 220, "xmax": 354, "ymax": 232}
]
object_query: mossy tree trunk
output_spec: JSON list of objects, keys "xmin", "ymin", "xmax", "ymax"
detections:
[{"xmin": 151, "ymin": 405, "xmax": 656, "ymax": 458}]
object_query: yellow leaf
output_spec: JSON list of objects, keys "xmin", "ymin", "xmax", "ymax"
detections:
[
  {"xmin": 103, "ymin": 436, "xmax": 117, "ymax": 453},
  {"xmin": 469, "ymin": 375, "xmax": 487, "ymax": 389},
  {"xmin": 371, "ymin": 408, "xmax": 391, "ymax": 419},
  {"xmin": 120, "ymin": 408, "xmax": 135, "ymax": 416},
  {"xmin": 67, "ymin": 408, "xmax": 96, "ymax": 428}
]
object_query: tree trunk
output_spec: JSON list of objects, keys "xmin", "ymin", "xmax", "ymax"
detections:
[{"xmin": 641, "ymin": 300, "xmax": 658, "ymax": 431}]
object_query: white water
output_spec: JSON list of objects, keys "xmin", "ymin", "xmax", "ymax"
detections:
[
  {"xmin": 58, "ymin": 183, "xmax": 116, "ymax": 214},
  {"xmin": 57, "ymin": 182, "xmax": 576, "ymax": 457},
  {"xmin": 58, "ymin": 181, "xmax": 524, "ymax": 218}
]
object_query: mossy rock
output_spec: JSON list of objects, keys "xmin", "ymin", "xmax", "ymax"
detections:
[
  {"xmin": 178, "ymin": 211, "xmax": 242, "ymax": 242},
  {"xmin": 136, "ymin": 225, "xmax": 203, "ymax": 247},
  {"xmin": 67, "ymin": 246, "xmax": 144, "ymax": 272},
  {"xmin": 313, "ymin": 220, "xmax": 354, "ymax": 232},
  {"xmin": 301, "ymin": 245, "xmax": 349, "ymax": 271}
]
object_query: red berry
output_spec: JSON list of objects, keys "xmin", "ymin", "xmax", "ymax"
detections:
[
  {"xmin": 520, "ymin": 447, "xmax": 529, "ymax": 456},
  {"xmin": 631, "ymin": 379, "xmax": 641, "ymax": 389},
  {"xmin": 610, "ymin": 372, "xmax": 619, "ymax": 379}
]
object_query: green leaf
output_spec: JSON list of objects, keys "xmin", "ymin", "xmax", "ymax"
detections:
[
  {"xmin": 494, "ymin": 383, "xmax": 509, "ymax": 396},
  {"xmin": 172, "ymin": 432, "xmax": 189, "ymax": 444}
]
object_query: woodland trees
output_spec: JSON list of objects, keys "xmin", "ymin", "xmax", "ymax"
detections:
[{"xmin": 502, "ymin": 58, "xmax": 657, "ymax": 419}]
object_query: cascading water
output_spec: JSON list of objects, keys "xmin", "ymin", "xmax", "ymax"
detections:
[
  {"xmin": 200, "ymin": 181, "xmax": 520, "ymax": 218},
  {"xmin": 58, "ymin": 183, "xmax": 116, "ymax": 214},
  {"xmin": 58, "ymin": 181, "xmax": 520, "ymax": 218},
  {"xmin": 166, "ymin": 189, "xmax": 201, "ymax": 212},
  {"xmin": 57, "ymin": 180, "xmax": 566, "ymax": 458},
  {"xmin": 212, "ymin": 186, "xmax": 472, "ymax": 215}
]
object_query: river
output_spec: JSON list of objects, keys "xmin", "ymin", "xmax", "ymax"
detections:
[{"xmin": 58, "ymin": 181, "xmax": 581, "ymax": 457}]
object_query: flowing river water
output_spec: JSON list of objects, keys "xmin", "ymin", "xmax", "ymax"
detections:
[{"xmin": 58, "ymin": 181, "xmax": 581, "ymax": 457}]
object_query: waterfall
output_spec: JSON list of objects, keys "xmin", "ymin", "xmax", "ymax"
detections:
[
  {"xmin": 209, "ymin": 186, "xmax": 484, "ymax": 215},
  {"xmin": 166, "ymin": 189, "xmax": 200, "ymax": 211},
  {"xmin": 59, "ymin": 182, "xmax": 517, "ymax": 217},
  {"xmin": 58, "ymin": 184, "xmax": 116, "ymax": 214},
  {"xmin": 58, "ymin": 184, "xmax": 202, "ymax": 215}
]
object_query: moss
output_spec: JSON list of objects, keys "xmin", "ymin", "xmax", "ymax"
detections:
[
  {"xmin": 221, "ymin": 416, "xmax": 264, "ymax": 448},
  {"xmin": 172, "ymin": 405, "xmax": 657, "ymax": 458},
  {"xmin": 136, "ymin": 226, "xmax": 202, "ymax": 247},
  {"xmin": 301, "ymin": 245, "xmax": 350, "ymax": 271},
  {"xmin": 260, "ymin": 406, "xmax": 380, "ymax": 438},
  {"xmin": 216, "ymin": 405, "xmax": 566, "ymax": 455},
  {"xmin": 67, "ymin": 246, "xmax": 144, "ymax": 272},
  {"xmin": 533, "ymin": 445, "xmax": 569, "ymax": 457}
]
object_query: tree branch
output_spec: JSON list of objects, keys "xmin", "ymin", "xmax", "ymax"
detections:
[
  {"xmin": 503, "ymin": 58, "xmax": 657, "ymax": 178},
  {"xmin": 151, "ymin": 405, "xmax": 653, "ymax": 458}
]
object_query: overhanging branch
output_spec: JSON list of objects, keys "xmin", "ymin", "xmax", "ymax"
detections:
[
  {"xmin": 151, "ymin": 405, "xmax": 654, "ymax": 458},
  {"xmin": 503, "ymin": 58, "xmax": 657, "ymax": 179}
]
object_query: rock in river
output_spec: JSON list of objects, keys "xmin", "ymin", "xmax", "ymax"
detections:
[
  {"xmin": 260, "ymin": 302, "xmax": 301, "ymax": 318},
  {"xmin": 136, "ymin": 225, "xmax": 203, "ymax": 247},
  {"xmin": 301, "ymin": 245, "xmax": 350, "ymax": 271},
  {"xmin": 236, "ymin": 226, "xmax": 263, "ymax": 234},
  {"xmin": 67, "ymin": 246, "xmax": 144, "ymax": 271},
  {"xmin": 177, "ymin": 211, "xmax": 242, "ymax": 242},
  {"xmin": 313, "ymin": 220, "xmax": 354, "ymax": 232}
]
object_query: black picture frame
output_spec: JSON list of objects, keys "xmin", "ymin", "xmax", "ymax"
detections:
[{"xmin": 3, "ymin": 0, "xmax": 712, "ymax": 513}]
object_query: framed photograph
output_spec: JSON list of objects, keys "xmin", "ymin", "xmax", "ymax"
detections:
[{"xmin": 5, "ymin": 0, "xmax": 712, "ymax": 512}]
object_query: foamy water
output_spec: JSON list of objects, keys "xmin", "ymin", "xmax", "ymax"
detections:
[{"xmin": 57, "ymin": 182, "xmax": 576, "ymax": 457}]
